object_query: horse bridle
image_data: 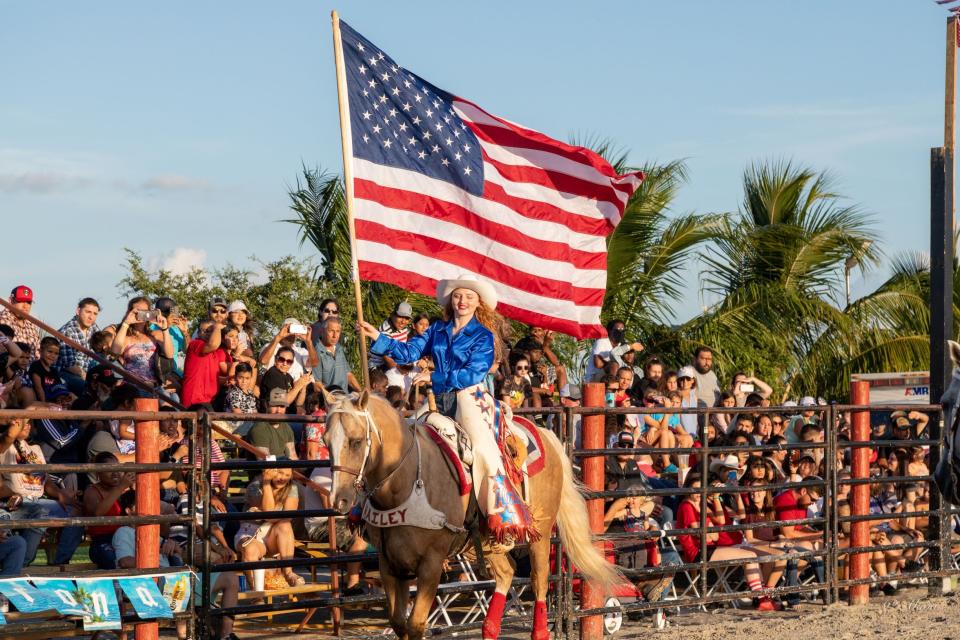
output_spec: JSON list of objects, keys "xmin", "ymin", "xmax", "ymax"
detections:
[{"xmin": 328, "ymin": 404, "xmax": 417, "ymax": 495}]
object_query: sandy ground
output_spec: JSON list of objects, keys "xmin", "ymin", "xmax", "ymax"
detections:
[
  {"xmin": 86, "ymin": 584, "xmax": 959, "ymax": 639},
  {"xmin": 608, "ymin": 587, "xmax": 960, "ymax": 640}
]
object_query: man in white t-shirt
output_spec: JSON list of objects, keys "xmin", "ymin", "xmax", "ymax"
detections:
[
  {"xmin": 691, "ymin": 346, "xmax": 720, "ymax": 408},
  {"xmin": 0, "ymin": 418, "xmax": 83, "ymax": 565}
]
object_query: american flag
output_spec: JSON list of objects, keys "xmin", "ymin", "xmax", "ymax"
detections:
[{"xmin": 335, "ymin": 19, "xmax": 643, "ymax": 339}]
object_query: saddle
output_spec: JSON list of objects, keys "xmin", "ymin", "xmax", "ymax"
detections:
[{"xmin": 415, "ymin": 402, "xmax": 546, "ymax": 502}]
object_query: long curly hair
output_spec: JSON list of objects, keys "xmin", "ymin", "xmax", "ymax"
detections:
[{"xmin": 443, "ymin": 296, "xmax": 505, "ymax": 365}]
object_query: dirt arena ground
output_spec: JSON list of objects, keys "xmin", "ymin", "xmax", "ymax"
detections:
[{"xmin": 605, "ymin": 586, "xmax": 960, "ymax": 640}]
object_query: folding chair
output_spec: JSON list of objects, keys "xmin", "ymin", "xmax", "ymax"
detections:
[{"xmin": 660, "ymin": 523, "xmax": 706, "ymax": 612}]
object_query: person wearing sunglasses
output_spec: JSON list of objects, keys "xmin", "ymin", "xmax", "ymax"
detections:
[
  {"xmin": 258, "ymin": 318, "xmax": 320, "ymax": 381},
  {"xmin": 501, "ymin": 355, "xmax": 536, "ymax": 409},
  {"xmin": 310, "ymin": 298, "xmax": 341, "ymax": 338},
  {"xmin": 260, "ymin": 347, "xmax": 315, "ymax": 414}
]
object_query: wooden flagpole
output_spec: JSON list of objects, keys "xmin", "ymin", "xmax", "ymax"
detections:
[
  {"xmin": 947, "ymin": 15, "xmax": 956, "ymax": 154},
  {"xmin": 332, "ymin": 9, "xmax": 370, "ymax": 389}
]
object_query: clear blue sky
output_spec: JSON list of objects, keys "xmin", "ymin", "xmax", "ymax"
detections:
[{"xmin": 0, "ymin": 1, "xmax": 948, "ymax": 326}]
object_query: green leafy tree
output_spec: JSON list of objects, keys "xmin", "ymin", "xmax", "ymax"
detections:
[
  {"xmin": 117, "ymin": 249, "xmax": 330, "ymax": 345},
  {"xmin": 686, "ymin": 161, "xmax": 879, "ymax": 399}
]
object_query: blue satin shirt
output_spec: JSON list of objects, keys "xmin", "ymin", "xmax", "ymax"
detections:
[{"xmin": 369, "ymin": 317, "xmax": 494, "ymax": 394}]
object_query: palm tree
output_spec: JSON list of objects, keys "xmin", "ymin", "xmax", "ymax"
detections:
[
  {"xmin": 604, "ymin": 158, "xmax": 723, "ymax": 332},
  {"xmin": 792, "ymin": 246, "xmax": 960, "ymax": 400},
  {"xmin": 284, "ymin": 165, "xmax": 440, "ymax": 369},
  {"xmin": 687, "ymin": 160, "xmax": 879, "ymax": 399}
]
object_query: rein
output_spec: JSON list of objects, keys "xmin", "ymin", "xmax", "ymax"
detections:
[{"xmin": 329, "ymin": 405, "xmax": 417, "ymax": 497}]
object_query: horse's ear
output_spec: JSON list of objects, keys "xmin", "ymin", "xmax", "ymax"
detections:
[
  {"xmin": 357, "ymin": 388, "xmax": 370, "ymax": 410},
  {"xmin": 321, "ymin": 386, "xmax": 338, "ymax": 409},
  {"xmin": 950, "ymin": 340, "xmax": 960, "ymax": 368}
]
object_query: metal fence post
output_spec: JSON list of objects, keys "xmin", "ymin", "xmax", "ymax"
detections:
[
  {"xmin": 579, "ymin": 384, "xmax": 605, "ymax": 640},
  {"xmin": 699, "ymin": 409, "xmax": 710, "ymax": 603},
  {"xmin": 825, "ymin": 404, "xmax": 838, "ymax": 604},
  {"xmin": 848, "ymin": 381, "xmax": 871, "ymax": 605},
  {"xmin": 929, "ymin": 145, "xmax": 954, "ymax": 595},
  {"xmin": 200, "ymin": 411, "xmax": 213, "ymax": 638},
  {"xmin": 134, "ymin": 397, "xmax": 160, "ymax": 640},
  {"xmin": 186, "ymin": 413, "xmax": 198, "ymax": 640}
]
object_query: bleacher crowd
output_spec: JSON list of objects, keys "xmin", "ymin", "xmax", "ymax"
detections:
[{"xmin": 0, "ymin": 282, "xmax": 937, "ymax": 628}]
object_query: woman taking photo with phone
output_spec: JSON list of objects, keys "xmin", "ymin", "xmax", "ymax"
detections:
[{"xmin": 111, "ymin": 296, "xmax": 173, "ymax": 389}]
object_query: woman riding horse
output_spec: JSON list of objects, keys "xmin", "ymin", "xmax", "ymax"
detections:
[{"xmin": 358, "ymin": 274, "xmax": 536, "ymax": 543}]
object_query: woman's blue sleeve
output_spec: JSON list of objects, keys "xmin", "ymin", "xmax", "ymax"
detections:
[
  {"xmin": 369, "ymin": 324, "xmax": 432, "ymax": 365},
  {"xmin": 452, "ymin": 329, "xmax": 494, "ymax": 389}
]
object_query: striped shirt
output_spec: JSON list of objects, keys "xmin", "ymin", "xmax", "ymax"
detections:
[{"xmin": 367, "ymin": 319, "xmax": 408, "ymax": 368}]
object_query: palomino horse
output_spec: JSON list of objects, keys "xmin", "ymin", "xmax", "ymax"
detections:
[{"xmin": 324, "ymin": 390, "xmax": 619, "ymax": 640}]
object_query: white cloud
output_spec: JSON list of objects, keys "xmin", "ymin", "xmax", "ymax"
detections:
[
  {"xmin": 0, "ymin": 172, "xmax": 94, "ymax": 193},
  {"xmin": 147, "ymin": 248, "xmax": 208, "ymax": 276},
  {"xmin": 140, "ymin": 174, "xmax": 213, "ymax": 192}
]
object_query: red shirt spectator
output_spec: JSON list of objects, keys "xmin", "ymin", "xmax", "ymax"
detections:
[
  {"xmin": 180, "ymin": 322, "xmax": 229, "ymax": 408},
  {"xmin": 675, "ymin": 499, "xmax": 742, "ymax": 563},
  {"xmin": 773, "ymin": 488, "xmax": 807, "ymax": 522}
]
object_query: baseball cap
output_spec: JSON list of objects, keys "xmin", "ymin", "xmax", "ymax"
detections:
[
  {"xmin": 10, "ymin": 286, "xmax": 33, "ymax": 303},
  {"xmin": 88, "ymin": 365, "xmax": 121, "ymax": 386},
  {"xmin": 799, "ymin": 396, "xmax": 817, "ymax": 407},
  {"xmin": 393, "ymin": 301, "xmax": 413, "ymax": 318},
  {"xmin": 616, "ymin": 430, "xmax": 635, "ymax": 447},
  {"xmin": 209, "ymin": 297, "xmax": 227, "ymax": 311},
  {"xmin": 46, "ymin": 384, "xmax": 72, "ymax": 401},
  {"xmin": 677, "ymin": 366, "xmax": 697, "ymax": 380},
  {"xmin": 227, "ymin": 300, "xmax": 248, "ymax": 313},
  {"xmin": 268, "ymin": 387, "xmax": 288, "ymax": 407},
  {"xmin": 893, "ymin": 416, "xmax": 913, "ymax": 429}
]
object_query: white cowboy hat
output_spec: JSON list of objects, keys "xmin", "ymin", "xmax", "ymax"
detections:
[{"xmin": 435, "ymin": 274, "xmax": 498, "ymax": 310}]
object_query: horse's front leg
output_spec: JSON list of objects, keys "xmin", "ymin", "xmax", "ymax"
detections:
[
  {"xmin": 405, "ymin": 552, "xmax": 445, "ymax": 640},
  {"xmin": 379, "ymin": 563, "xmax": 410, "ymax": 639}
]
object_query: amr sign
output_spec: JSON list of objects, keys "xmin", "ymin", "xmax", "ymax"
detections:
[{"xmin": 850, "ymin": 372, "xmax": 930, "ymax": 405}]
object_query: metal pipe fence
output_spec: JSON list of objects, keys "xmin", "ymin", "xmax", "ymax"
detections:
[{"xmin": 0, "ymin": 399, "xmax": 956, "ymax": 638}]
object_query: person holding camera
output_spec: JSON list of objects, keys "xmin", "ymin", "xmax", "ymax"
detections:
[
  {"xmin": 730, "ymin": 372, "xmax": 772, "ymax": 406},
  {"xmin": 259, "ymin": 318, "xmax": 319, "ymax": 381},
  {"xmin": 585, "ymin": 319, "xmax": 644, "ymax": 384},
  {"xmin": 110, "ymin": 297, "xmax": 173, "ymax": 388}
]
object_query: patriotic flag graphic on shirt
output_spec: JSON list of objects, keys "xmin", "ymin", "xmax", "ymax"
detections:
[{"xmin": 336, "ymin": 19, "xmax": 644, "ymax": 338}]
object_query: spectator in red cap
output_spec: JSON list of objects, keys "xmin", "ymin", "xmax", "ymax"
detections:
[{"xmin": 0, "ymin": 286, "xmax": 40, "ymax": 361}]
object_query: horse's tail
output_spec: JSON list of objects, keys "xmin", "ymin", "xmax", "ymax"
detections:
[{"xmin": 540, "ymin": 428, "xmax": 623, "ymax": 591}]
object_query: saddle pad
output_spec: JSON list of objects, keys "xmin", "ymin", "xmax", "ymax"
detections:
[
  {"xmin": 422, "ymin": 425, "xmax": 472, "ymax": 496},
  {"xmin": 510, "ymin": 415, "xmax": 546, "ymax": 478}
]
